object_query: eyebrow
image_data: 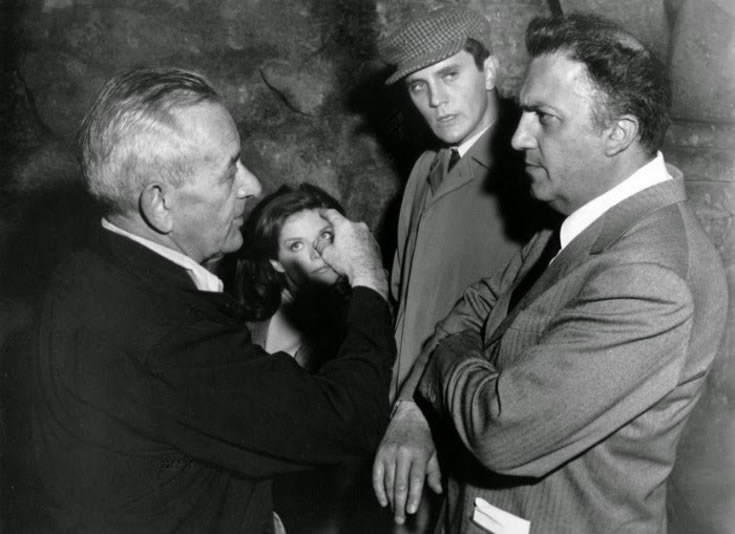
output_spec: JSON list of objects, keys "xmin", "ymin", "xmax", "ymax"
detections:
[
  {"xmin": 436, "ymin": 63, "xmax": 460, "ymax": 76},
  {"xmin": 518, "ymin": 101, "xmax": 539, "ymax": 111},
  {"xmin": 406, "ymin": 62, "xmax": 462, "ymax": 85},
  {"xmin": 229, "ymin": 151, "xmax": 240, "ymax": 168},
  {"xmin": 281, "ymin": 224, "xmax": 331, "ymax": 244},
  {"xmin": 517, "ymin": 100, "xmax": 557, "ymax": 115},
  {"xmin": 219, "ymin": 152, "xmax": 240, "ymax": 182}
]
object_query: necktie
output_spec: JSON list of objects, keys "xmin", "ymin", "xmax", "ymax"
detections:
[
  {"xmin": 508, "ymin": 228, "xmax": 561, "ymax": 311},
  {"xmin": 428, "ymin": 148, "xmax": 460, "ymax": 194},
  {"xmin": 447, "ymin": 148, "xmax": 460, "ymax": 173},
  {"xmin": 428, "ymin": 149, "xmax": 448, "ymax": 193}
]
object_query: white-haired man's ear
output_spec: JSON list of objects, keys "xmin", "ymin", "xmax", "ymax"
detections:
[{"xmin": 140, "ymin": 182, "xmax": 174, "ymax": 234}]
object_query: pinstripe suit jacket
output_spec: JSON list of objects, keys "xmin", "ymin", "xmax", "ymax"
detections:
[{"xmin": 412, "ymin": 173, "xmax": 728, "ymax": 533}]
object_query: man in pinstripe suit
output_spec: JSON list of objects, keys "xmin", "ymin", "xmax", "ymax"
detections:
[{"xmin": 373, "ymin": 13, "xmax": 728, "ymax": 534}]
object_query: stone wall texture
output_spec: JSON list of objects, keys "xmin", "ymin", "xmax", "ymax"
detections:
[{"xmin": 1, "ymin": 0, "xmax": 734, "ymax": 532}]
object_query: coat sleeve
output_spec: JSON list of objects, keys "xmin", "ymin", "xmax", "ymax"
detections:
[
  {"xmin": 396, "ymin": 245, "xmax": 526, "ymax": 402},
  {"xmin": 65, "ymin": 287, "xmax": 396, "ymax": 478},
  {"xmin": 417, "ymin": 262, "xmax": 696, "ymax": 478},
  {"xmin": 391, "ymin": 151, "xmax": 435, "ymax": 303}
]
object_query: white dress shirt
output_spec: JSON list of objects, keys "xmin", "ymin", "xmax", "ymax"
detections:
[
  {"xmin": 101, "ymin": 218, "xmax": 224, "ymax": 293},
  {"xmin": 559, "ymin": 152, "xmax": 672, "ymax": 253}
]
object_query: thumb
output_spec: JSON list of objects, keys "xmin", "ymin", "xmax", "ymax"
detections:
[{"xmin": 319, "ymin": 208, "xmax": 346, "ymax": 226}]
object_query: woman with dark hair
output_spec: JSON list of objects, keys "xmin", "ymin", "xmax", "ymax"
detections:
[
  {"xmin": 236, "ymin": 183, "xmax": 359, "ymax": 534},
  {"xmin": 236, "ymin": 183, "xmax": 350, "ymax": 371}
]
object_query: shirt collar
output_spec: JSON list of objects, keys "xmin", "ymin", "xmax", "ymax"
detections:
[
  {"xmin": 455, "ymin": 124, "xmax": 492, "ymax": 158},
  {"xmin": 101, "ymin": 218, "xmax": 224, "ymax": 293},
  {"xmin": 559, "ymin": 152, "xmax": 672, "ymax": 251}
]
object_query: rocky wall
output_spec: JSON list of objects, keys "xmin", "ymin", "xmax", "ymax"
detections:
[{"xmin": 1, "ymin": 0, "xmax": 734, "ymax": 533}]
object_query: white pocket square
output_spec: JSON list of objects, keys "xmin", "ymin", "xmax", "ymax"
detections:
[{"xmin": 472, "ymin": 497, "xmax": 530, "ymax": 534}]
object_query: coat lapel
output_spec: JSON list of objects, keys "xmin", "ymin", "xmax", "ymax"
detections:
[
  {"xmin": 485, "ymin": 177, "xmax": 687, "ymax": 348},
  {"xmin": 590, "ymin": 170, "xmax": 685, "ymax": 255},
  {"xmin": 425, "ymin": 126, "xmax": 494, "ymax": 206}
]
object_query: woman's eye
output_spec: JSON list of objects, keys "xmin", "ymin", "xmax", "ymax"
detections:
[
  {"xmin": 320, "ymin": 230, "xmax": 334, "ymax": 243},
  {"xmin": 289, "ymin": 242, "xmax": 303, "ymax": 252},
  {"xmin": 443, "ymin": 71, "xmax": 458, "ymax": 81}
]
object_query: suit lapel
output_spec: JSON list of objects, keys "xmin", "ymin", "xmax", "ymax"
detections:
[
  {"xmin": 486, "ymin": 178, "xmax": 687, "ymax": 347},
  {"xmin": 484, "ymin": 227, "xmax": 593, "ymax": 347},
  {"xmin": 590, "ymin": 172, "xmax": 685, "ymax": 254}
]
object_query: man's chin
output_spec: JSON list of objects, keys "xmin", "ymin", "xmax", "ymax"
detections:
[
  {"xmin": 431, "ymin": 126, "xmax": 467, "ymax": 146},
  {"xmin": 224, "ymin": 235, "xmax": 244, "ymax": 254},
  {"xmin": 529, "ymin": 180, "xmax": 553, "ymax": 202}
]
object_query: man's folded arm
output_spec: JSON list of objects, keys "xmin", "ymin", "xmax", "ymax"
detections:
[
  {"xmin": 417, "ymin": 263, "xmax": 696, "ymax": 478},
  {"xmin": 396, "ymin": 248, "xmax": 525, "ymax": 402}
]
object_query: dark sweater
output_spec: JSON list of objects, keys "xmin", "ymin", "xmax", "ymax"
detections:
[{"xmin": 31, "ymin": 229, "xmax": 395, "ymax": 533}]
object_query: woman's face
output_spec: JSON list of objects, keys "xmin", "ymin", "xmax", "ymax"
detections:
[{"xmin": 270, "ymin": 208, "xmax": 340, "ymax": 289}]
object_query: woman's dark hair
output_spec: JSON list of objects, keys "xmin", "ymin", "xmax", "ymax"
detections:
[{"xmin": 235, "ymin": 183, "xmax": 346, "ymax": 320}]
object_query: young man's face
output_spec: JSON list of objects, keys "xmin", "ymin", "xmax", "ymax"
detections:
[
  {"xmin": 512, "ymin": 52, "xmax": 610, "ymax": 215},
  {"xmin": 405, "ymin": 50, "xmax": 495, "ymax": 146},
  {"xmin": 167, "ymin": 101, "xmax": 262, "ymax": 264}
]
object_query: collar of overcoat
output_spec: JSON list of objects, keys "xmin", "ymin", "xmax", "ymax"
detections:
[{"xmin": 426, "ymin": 125, "xmax": 495, "ymax": 206}]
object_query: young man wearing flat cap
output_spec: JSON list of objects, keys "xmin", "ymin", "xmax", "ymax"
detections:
[{"xmin": 378, "ymin": 6, "xmax": 528, "ymax": 401}]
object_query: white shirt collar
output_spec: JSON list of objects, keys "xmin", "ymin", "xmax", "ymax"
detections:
[
  {"xmin": 455, "ymin": 125, "xmax": 492, "ymax": 158},
  {"xmin": 101, "ymin": 218, "xmax": 224, "ymax": 293},
  {"xmin": 559, "ymin": 152, "xmax": 672, "ymax": 251}
]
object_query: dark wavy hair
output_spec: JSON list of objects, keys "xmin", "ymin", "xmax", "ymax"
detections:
[
  {"xmin": 235, "ymin": 183, "xmax": 346, "ymax": 321},
  {"xmin": 525, "ymin": 13, "xmax": 671, "ymax": 156},
  {"xmin": 464, "ymin": 38, "xmax": 490, "ymax": 70}
]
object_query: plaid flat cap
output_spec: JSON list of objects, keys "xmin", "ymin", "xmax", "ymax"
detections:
[{"xmin": 378, "ymin": 6, "xmax": 492, "ymax": 85}]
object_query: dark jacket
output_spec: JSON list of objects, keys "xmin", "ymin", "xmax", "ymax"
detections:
[{"xmin": 31, "ymin": 229, "xmax": 395, "ymax": 533}]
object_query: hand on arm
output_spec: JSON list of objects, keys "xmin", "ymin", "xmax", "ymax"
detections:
[
  {"xmin": 372, "ymin": 400, "xmax": 442, "ymax": 525},
  {"xmin": 419, "ymin": 263, "xmax": 695, "ymax": 478},
  {"xmin": 370, "ymin": 266, "xmax": 514, "ymax": 522},
  {"xmin": 317, "ymin": 209, "xmax": 388, "ymax": 300},
  {"xmin": 397, "ymin": 272, "xmax": 507, "ymax": 401}
]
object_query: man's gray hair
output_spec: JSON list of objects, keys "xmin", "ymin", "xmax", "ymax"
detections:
[{"xmin": 78, "ymin": 67, "xmax": 222, "ymax": 213}]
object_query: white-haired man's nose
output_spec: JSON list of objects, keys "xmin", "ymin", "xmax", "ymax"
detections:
[{"xmin": 236, "ymin": 165, "xmax": 263, "ymax": 198}]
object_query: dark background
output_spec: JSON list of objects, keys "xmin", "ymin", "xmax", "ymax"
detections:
[{"xmin": 1, "ymin": 0, "xmax": 734, "ymax": 532}]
